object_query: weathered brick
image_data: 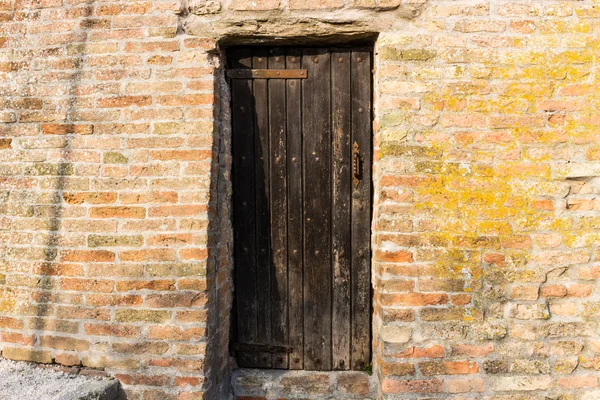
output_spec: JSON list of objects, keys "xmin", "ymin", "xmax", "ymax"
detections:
[
  {"xmin": 452, "ymin": 344, "xmax": 494, "ymax": 357},
  {"xmin": 489, "ymin": 376, "xmax": 552, "ymax": 391},
  {"xmin": 42, "ymin": 124, "xmax": 93, "ymax": 135},
  {"xmin": 103, "ymin": 152, "xmax": 128, "ymax": 164},
  {"xmin": 445, "ymin": 378, "xmax": 485, "ymax": 393},
  {"xmin": 120, "ymin": 249, "xmax": 176, "ymax": 262},
  {"xmin": 2, "ymin": 347, "xmax": 53, "ymax": 363},
  {"xmin": 382, "ymin": 379, "xmax": 443, "ymax": 394},
  {"xmin": 381, "ymin": 326, "xmax": 412, "ymax": 344},
  {"xmin": 419, "ymin": 360, "xmax": 479, "ymax": 375},
  {"xmin": 89, "ymin": 206, "xmax": 146, "ymax": 219},
  {"xmin": 39, "ymin": 335, "xmax": 90, "ymax": 351},
  {"xmin": 280, "ymin": 374, "xmax": 332, "ymax": 396},
  {"xmin": 88, "ymin": 234, "xmax": 144, "ymax": 247},
  {"xmin": 96, "ymin": 96, "xmax": 151, "ymax": 108},
  {"xmin": 84, "ymin": 323, "xmax": 141, "ymax": 338},
  {"xmin": 60, "ymin": 250, "xmax": 115, "ymax": 262},
  {"xmin": 115, "ymin": 309, "xmax": 171, "ymax": 323}
]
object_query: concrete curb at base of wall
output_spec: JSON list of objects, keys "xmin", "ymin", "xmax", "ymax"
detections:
[{"xmin": 55, "ymin": 379, "xmax": 121, "ymax": 400}]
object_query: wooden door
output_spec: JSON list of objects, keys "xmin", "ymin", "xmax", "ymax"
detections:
[{"xmin": 229, "ymin": 47, "xmax": 372, "ymax": 371}]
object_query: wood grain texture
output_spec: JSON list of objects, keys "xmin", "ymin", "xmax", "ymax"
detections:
[
  {"xmin": 268, "ymin": 48, "xmax": 289, "ymax": 369},
  {"xmin": 350, "ymin": 49, "xmax": 372, "ymax": 370},
  {"xmin": 302, "ymin": 48, "xmax": 332, "ymax": 371},
  {"xmin": 286, "ymin": 48, "xmax": 304, "ymax": 371},
  {"xmin": 253, "ymin": 49, "xmax": 272, "ymax": 368},
  {"xmin": 231, "ymin": 48, "xmax": 258, "ymax": 367},
  {"xmin": 331, "ymin": 49, "xmax": 352, "ymax": 371}
]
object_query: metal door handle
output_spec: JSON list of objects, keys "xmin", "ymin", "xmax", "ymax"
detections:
[{"xmin": 353, "ymin": 141, "xmax": 360, "ymax": 187}]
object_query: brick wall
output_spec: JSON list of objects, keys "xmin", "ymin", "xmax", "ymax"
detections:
[
  {"xmin": 1, "ymin": 0, "xmax": 600, "ymax": 399},
  {"xmin": 373, "ymin": 2, "xmax": 600, "ymax": 398},
  {"xmin": 0, "ymin": 0, "xmax": 228, "ymax": 397}
]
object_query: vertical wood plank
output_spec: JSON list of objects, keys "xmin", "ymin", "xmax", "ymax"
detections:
[
  {"xmin": 268, "ymin": 48, "xmax": 289, "ymax": 369},
  {"xmin": 230, "ymin": 48, "xmax": 258, "ymax": 368},
  {"xmin": 286, "ymin": 48, "xmax": 304, "ymax": 371},
  {"xmin": 331, "ymin": 49, "xmax": 352, "ymax": 371},
  {"xmin": 350, "ymin": 49, "xmax": 372, "ymax": 370},
  {"xmin": 253, "ymin": 49, "xmax": 272, "ymax": 368},
  {"xmin": 302, "ymin": 48, "xmax": 332, "ymax": 371}
]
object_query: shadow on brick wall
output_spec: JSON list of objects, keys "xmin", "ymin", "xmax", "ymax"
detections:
[{"xmin": 30, "ymin": 2, "xmax": 127, "ymax": 398}]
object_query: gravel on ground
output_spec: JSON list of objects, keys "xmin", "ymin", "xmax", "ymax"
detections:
[{"xmin": 0, "ymin": 357, "xmax": 120, "ymax": 400}]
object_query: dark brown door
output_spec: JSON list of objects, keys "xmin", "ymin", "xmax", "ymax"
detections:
[{"xmin": 229, "ymin": 47, "xmax": 372, "ymax": 371}]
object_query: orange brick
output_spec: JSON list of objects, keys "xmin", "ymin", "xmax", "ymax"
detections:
[
  {"xmin": 96, "ymin": 95, "xmax": 151, "ymax": 108},
  {"xmin": 63, "ymin": 192, "xmax": 117, "ymax": 204},
  {"xmin": 84, "ymin": 323, "xmax": 141, "ymax": 338},
  {"xmin": 0, "ymin": 332, "xmax": 36, "ymax": 346},
  {"xmin": 156, "ymin": 94, "xmax": 213, "ymax": 106},
  {"xmin": 375, "ymin": 250, "xmax": 413, "ymax": 263},
  {"xmin": 114, "ymin": 374, "xmax": 170, "ymax": 386},
  {"xmin": 60, "ymin": 278, "xmax": 114, "ymax": 292},
  {"xmin": 532, "ymin": 199, "xmax": 555, "ymax": 211},
  {"xmin": 60, "ymin": 250, "xmax": 115, "ymax": 262},
  {"xmin": 382, "ymin": 379, "xmax": 443, "ymax": 394},
  {"xmin": 150, "ymin": 150, "xmax": 212, "ymax": 161},
  {"xmin": 149, "ymin": 205, "xmax": 206, "ymax": 217},
  {"xmin": 120, "ymin": 249, "xmax": 177, "ymax": 262},
  {"xmin": 90, "ymin": 206, "xmax": 146, "ymax": 219},
  {"xmin": 180, "ymin": 248, "xmax": 208, "ymax": 260},
  {"xmin": 391, "ymin": 345, "xmax": 445, "ymax": 359},
  {"xmin": 2, "ymin": 347, "xmax": 53, "ymax": 364},
  {"xmin": 452, "ymin": 344, "xmax": 494, "ymax": 357},
  {"xmin": 558, "ymin": 375, "xmax": 597, "ymax": 389},
  {"xmin": 54, "ymin": 352, "xmax": 80, "ymax": 366},
  {"xmin": 148, "ymin": 326, "xmax": 206, "ymax": 340},
  {"xmin": 0, "ymin": 317, "xmax": 24, "ymax": 330},
  {"xmin": 175, "ymin": 376, "xmax": 202, "ymax": 387},
  {"xmin": 39, "ymin": 335, "xmax": 90, "ymax": 351},
  {"xmin": 145, "ymin": 292, "xmax": 206, "ymax": 308},
  {"xmin": 541, "ymin": 284, "xmax": 568, "ymax": 298},
  {"xmin": 380, "ymin": 293, "xmax": 448, "ymax": 306},
  {"xmin": 42, "ymin": 124, "xmax": 93, "ymax": 135},
  {"xmin": 567, "ymin": 284, "xmax": 593, "ymax": 297},
  {"xmin": 451, "ymin": 294, "xmax": 472, "ymax": 305},
  {"xmin": 116, "ymin": 279, "xmax": 175, "ymax": 291},
  {"xmin": 419, "ymin": 360, "xmax": 479, "ymax": 375}
]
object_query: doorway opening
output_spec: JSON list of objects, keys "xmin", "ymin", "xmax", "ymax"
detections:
[{"xmin": 227, "ymin": 46, "xmax": 373, "ymax": 372}]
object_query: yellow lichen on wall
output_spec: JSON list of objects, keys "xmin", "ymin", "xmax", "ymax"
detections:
[{"xmin": 374, "ymin": 4, "xmax": 600, "ymax": 396}]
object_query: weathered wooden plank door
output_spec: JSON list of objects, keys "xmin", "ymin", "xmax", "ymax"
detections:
[{"xmin": 229, "ymin": 46, "xmax": 372, "ymax": 371}]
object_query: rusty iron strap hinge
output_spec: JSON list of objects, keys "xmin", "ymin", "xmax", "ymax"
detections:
[
  {"xmin": 227, "ymin": 69, "xmax": 307, "ymax": 79},
  {"xmin": 231, "ymin": 342, "xmax": 294, "ymax": 353}
]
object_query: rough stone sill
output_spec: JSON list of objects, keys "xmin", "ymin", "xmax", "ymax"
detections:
[{"xmin": 230, "ymin": 367, "xmax": 376, "ymax": 399}]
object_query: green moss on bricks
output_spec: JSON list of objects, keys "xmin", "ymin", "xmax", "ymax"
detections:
[
  {"xmin": 103, "ymin": 152, "xmax": 128, "ymax": 164},
  {"xmin": 380, "ymin": 144, "xmax": 443, "ymax": 158},
  {"xmin": 379, "ymin": 47, "xmax": 436, "ymax": 61},
  {"xmin": 88, "ymin": 234, "xmax": 144, "ymax": 248},
  {"xmin": 24, "ymin": 163, "xmax": 73, "ymax": 176}
]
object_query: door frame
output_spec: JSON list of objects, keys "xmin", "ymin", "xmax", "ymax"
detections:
[{"xmin": 224, "ymin": 44, "xmax": 375, "ymax": 372}]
